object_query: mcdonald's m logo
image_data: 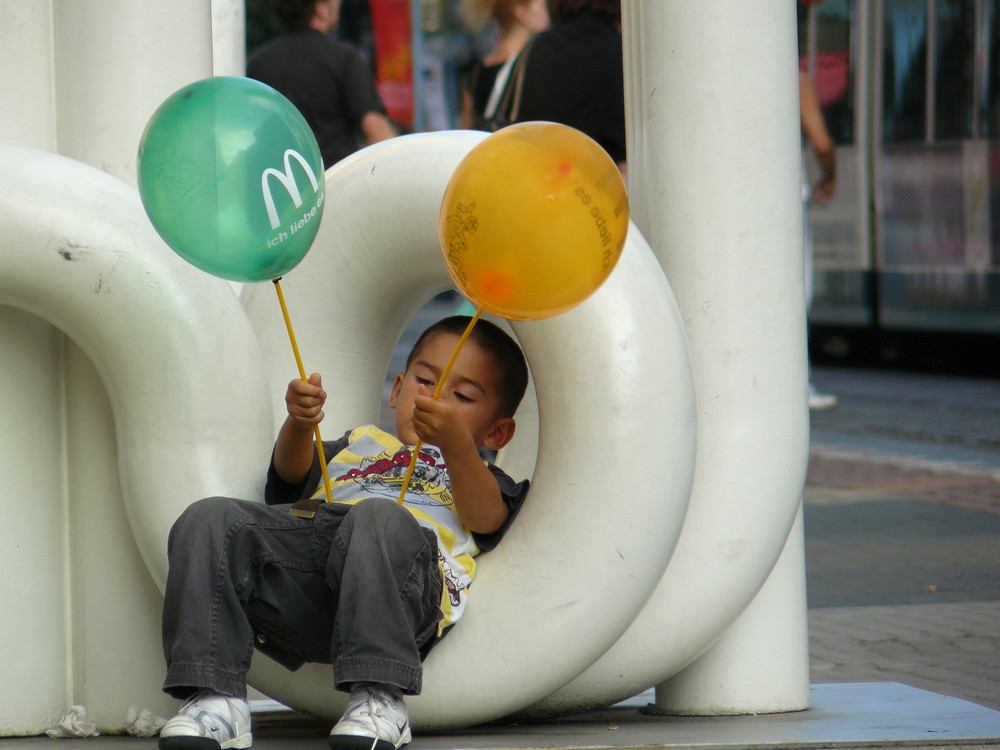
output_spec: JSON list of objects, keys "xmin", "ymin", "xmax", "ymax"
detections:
[{"xmin": 260, "ymin": 149, "xmax": 320, "ymax": 229}]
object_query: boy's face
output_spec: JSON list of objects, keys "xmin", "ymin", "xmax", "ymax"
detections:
[{"xmin": 389, "ymin": 332, "xmax": 515, "ymax": 450}]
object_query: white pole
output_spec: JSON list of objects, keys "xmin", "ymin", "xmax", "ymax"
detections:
[
  {"xmin": 627, "ymin": 0, "xmax": 811, "ymax": 714},
  {"xmin": 51, "ymin": 0, "xmax": 214, "ymax": 185},
  {"xmin": 0, "ymin": 0, "xmax": 57, "ymax": 150},
  {"xmin": 212, "ymin": 0, "xmax": 247, "ymax": 76},
  {"xmin": 656, "ymin": 507, "xmax": 811, "ymax": 713}
]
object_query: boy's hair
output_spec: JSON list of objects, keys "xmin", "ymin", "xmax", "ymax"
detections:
[{"xmin": 406, "ymin": 316, "xmax": 529, "ymax": 419}]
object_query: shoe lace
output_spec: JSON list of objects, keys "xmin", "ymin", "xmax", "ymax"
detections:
[
  {"xmin": 180, "ymin": 690, "xmax": 211, "ymax": 710},
  {"xmin": 353, "ymin": 688, "xmax": 404, "ymax": 748}
]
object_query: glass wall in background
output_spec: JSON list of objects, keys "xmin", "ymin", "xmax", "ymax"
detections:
[
  {"xmin": 981, "ymin": 0, "xmax": 1000, "ymax": 136},
  {"xmin": 933, "ymin": 0, "xmax": 975, "ymax": 140},
  {"xmin": 882, "ymin": 0, "xmax": 927, "ymax": 142}
]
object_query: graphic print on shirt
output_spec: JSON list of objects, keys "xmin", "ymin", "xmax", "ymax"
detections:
[
  {"xmin": 314, "ymin": 425, "xmax": 478, "ymax": 629},
  {"xmin": 334, "ymin": 445, "xmax": 452, "ymax": 507}
]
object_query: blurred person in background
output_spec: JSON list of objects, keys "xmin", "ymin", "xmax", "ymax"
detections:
[
  {"xmin": 458, "ymin": 0, "xmax": 550, "ymax": 131},
  {"xmin": 798, "ymin": 0, "xmax": 838, "ymax": 409},
  {"xmin": 248, "ymin": 0, "xmax": 397, "ymax": 169},
  {"xmin": 513, "ymin": 0, "xmax": 625, "ymax": 170}
]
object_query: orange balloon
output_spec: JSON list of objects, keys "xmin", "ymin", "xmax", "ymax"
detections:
[{"xmin": 439, "ymin": 122, "xmax": 629, "ymax": 320}]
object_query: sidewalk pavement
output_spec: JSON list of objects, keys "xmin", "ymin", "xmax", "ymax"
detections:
[
  {"xmin": 8, "ymin": 682, "xmax": 999, "ymax": 750},
  {"xmin": 804, "ymin": 446, "xmax": 1000, "ymax": 715}
]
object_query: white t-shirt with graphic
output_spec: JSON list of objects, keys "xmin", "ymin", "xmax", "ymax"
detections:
[{"xmin": 307, "ymin": 425, "xmax": 525, "ymax": 630}]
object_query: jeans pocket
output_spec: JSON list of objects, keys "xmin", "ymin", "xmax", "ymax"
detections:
[
  {"xmin": 413, "ymin": 528, "xmax": 445, "ymax": 654},
  {"xmin": 246, "ymin": 597, "xmax": 311, "ymax": 668},
  {"xmin": 246, "ymin": 564, "xmax": 333, "ymax": 667}
]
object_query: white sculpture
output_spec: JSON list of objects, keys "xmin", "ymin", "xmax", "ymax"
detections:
[{"xmin": 0, "ymin": 0, "xmax": 808, "ymax": 735}]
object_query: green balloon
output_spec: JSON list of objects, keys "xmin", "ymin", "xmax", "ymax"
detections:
[{"xmin": 137, "ymin": 76, "xmax": 325, "ymax": 282}]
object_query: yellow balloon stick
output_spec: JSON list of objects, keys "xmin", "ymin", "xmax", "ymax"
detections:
[
  {"xmin": 272, "ymin": 278, "xmax": 333, "ymax": 517},
  {"xmin": 396, "ymin": 307, "xmax": 483, "ymax": 504}
]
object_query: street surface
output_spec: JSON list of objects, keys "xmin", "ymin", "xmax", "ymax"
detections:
[{"xmin": 806, "ymin": 364, "xmax": 1000, "ymax": 711}]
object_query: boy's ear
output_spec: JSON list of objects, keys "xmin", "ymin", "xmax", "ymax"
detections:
[
  {"xmin": 388, "ymin": 373, "xmax": 403, "ymax": 408},
  {"xmin": 482, "ymin": 418, "xmax": 516, "ymax": 452}
]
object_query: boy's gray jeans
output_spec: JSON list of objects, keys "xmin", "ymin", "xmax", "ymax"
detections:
[{"xmin": 161, "ymin": 496, "xmax": 443, "ymax": 700}]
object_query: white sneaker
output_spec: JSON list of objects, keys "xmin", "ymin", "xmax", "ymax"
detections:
[
  {"xmin": 808, "ymin": 383, "xmax": 838, "ymax": 410},
  {"xmin": 329, "ymin": 684, "xmax": 412, "ymax": 750},
  {"xmin": 159, "ymin": 691, "xmax": 252, "ymax": 750}
]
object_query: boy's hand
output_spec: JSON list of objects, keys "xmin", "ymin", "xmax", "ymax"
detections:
[
  {"xmin": 285, "ymin": 372, "xmax": 327, "ymax": 428},
  {"xmin": 412, "ymin": 384, "xmax": 473, "ymax": 452}
]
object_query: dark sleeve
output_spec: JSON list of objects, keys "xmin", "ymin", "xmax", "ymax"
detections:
[
  {"xmin": 341, "ymin": 46, "xmax": 388, "ymax": 123},
  {"xmin": 515, "ymin": 22, "xmax": 626, "ymax": 164},
  {"xmin": 471, "ymin": 465, "xmax": 529, "ymax": 551},
  {"xmin": 264, "ymin": 431, "xmax": 352, "ymax": 506}
]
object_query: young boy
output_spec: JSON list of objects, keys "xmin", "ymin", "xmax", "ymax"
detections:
[{"xmin": 158, "ymin": 316, "xmax": 529, "ymax": 750}]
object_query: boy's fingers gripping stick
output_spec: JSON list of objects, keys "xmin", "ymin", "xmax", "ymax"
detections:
[{"xmin": 273, "ymin": 279, "xmax": 332, "ymax": 517}]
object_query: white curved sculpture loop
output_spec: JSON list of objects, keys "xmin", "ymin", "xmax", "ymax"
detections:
[
  {"xmin": 0, "ymin": 146, "xmax": 275, "ymax": 591},
  {"xmin": 240, "ymin": 131, "xmax": 697, "ymax": 728}
]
